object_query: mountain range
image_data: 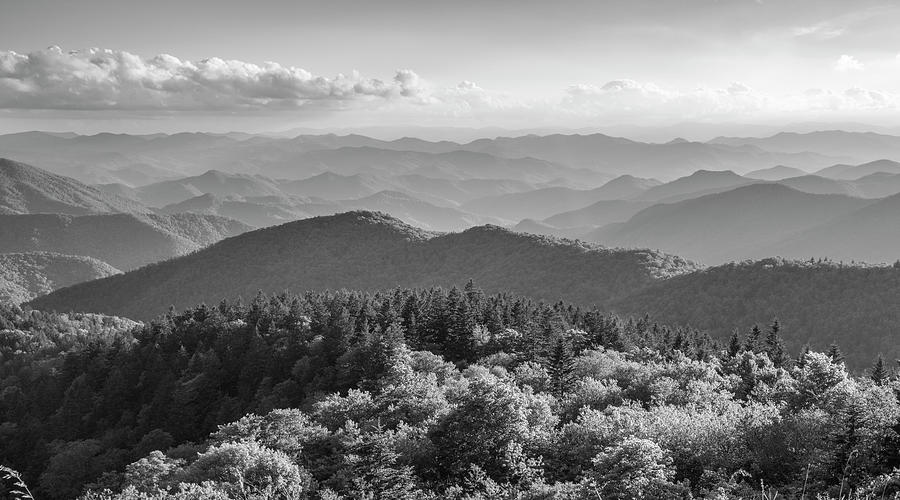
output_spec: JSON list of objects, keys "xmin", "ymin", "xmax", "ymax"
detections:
[{"xmin": 29, "ymin": 211, "xmax": 698, "ymax": 320}]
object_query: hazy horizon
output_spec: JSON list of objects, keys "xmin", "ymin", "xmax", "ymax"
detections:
[{"xmin": 3, "ymin": 0, "xmax": 900, "ymax": 135}]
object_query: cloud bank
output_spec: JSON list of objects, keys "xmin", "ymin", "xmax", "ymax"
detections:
[
  {"xmin": 0, "ymin": 46, "xmax": 426, "ymax": 110},
  {"xmin": 2, "ymin": 46, "xmax": 900, "ymax": 128}
]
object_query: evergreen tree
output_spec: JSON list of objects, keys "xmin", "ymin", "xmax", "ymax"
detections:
[
  {"xmin": 544, "ymin": 335, "xmax": 576, "ymax": 396},
  {"xmin": 726, "ymin": 330, "xmax": 742, "ymax": 358},
  {"xmin": 871, "ymin": 355, "xmax": 888, "ymax": 385},
  {"xmin": 745, "ymin": 325, "xmax": 762, "ymax": 353},
  {"xmin": 765, "ymin": 320, "xmax": 787, "ymax": 368},
  {"xmin": 828, "ymin": 343, "xmax": 846, "ymax": 364}
]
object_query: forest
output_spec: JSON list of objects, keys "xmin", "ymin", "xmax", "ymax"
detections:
[{"xmin": 2, "ymin": 283, "xmax": 898, "ymax": 499}]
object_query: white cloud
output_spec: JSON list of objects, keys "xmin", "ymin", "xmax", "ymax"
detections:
[
  {"xmin": 0, "ymin": 46, "xmax": 428, "ymax": 110},
  {"xmin": 834, "ymin": 54, "xmax": 864, "ymax": 72}
]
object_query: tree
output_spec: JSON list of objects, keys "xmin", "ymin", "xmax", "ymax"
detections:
[
  {"xmin": 744, "ymin": 325, "xmax": 762, "ymax": 353},
  {"xmin": 544, "ymin": 335, "xmax": 576, "ymax": 396},
  {"xmin": 185, "ymin": 441, "xmax": 311, "ymax": 498},
  {"xmin": 871, "ymin": 355, "xmax": 889, "ymax": 386},
  {"xmin": 429, "ymin": 377, "xmax": 532, "ymax": 483},
  {"xmin": 579, "ymin": 437, "xmax": 688, "ymax": 499},
  {"xmin": 828, "ymin": 343, "xmax": 846, "ymax": 364},
  {"xmin": 726, "ymin": 330, "xmax": 742, "ymax": 358},
  {"xmin": 764, "ymin": 320, "xmax": 787, "ymax": 368}
]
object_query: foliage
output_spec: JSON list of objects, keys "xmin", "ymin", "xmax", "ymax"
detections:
[{"xmin": 1, "ymin": 284, "xmax": 899, "ymax": 499}]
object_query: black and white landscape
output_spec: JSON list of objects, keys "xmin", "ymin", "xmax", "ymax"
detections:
[{"xmin": 4, "ymin": 1, "xmax": 900, "ymax": 499}]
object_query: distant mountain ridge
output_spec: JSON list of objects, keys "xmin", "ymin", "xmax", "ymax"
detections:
[
  {"xmin": 29, "ymin": 211, "xmax": 699, "ymax": 320},
  {"xmin": 590, "ymin": 184, "xmax": 873, "ymax": 264},
  {"xmin": 0, "ymin": 158, "xmax": 147, "ymax": 215},
  {"xmin": 0, "ymin": 212, "xmax": 252, "ymax": 270}
]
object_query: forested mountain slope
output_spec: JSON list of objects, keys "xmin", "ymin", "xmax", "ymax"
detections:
[
  {"xmin": 611, "ymin": 258, "xmax": 900, "ymax": 367},
  {"xmin": 0, "ymin": 213, "xmax": 251, "ymax": 270},
  {"xmin": 29, "ymin": 211, "xmax": 698, "ymax": 320},
  {"xmin": 0, "ymin": 252, "xmax": 120, "ymax": 304},
  {"xmin": 0, "ymin": 158, "xmax": 146, "ymax": 214}
]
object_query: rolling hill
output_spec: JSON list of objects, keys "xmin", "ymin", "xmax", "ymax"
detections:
[
  {"xmin": 29, "ymin": 211, "xmax": 699, "ymax": 320},
  {"xmin": 0, "ymin": 158, "xmax": 147, "ymax": 215},
  {"xmin": 0, "ymin": 252, "xmax": 120, "ymax": 304},
  {"xmin": 0, "ymin": 213, "xmax": 252, "ymax": 270}
]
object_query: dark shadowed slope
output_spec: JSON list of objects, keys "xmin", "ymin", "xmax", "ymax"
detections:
[
  {"xmin": 29, "ymin": 211, "xmax": 698, "ymax": 320},
  {"xmin": 611, "ymin": 258, "xmax": 900, "ymax": 368},
  {"xmin": 0, "ymin": 252, "xmax": 120, "ymax": 304},
  {"xmin": 589, "ymin": 184, "xmax": 872, "ymax": 264},
  {"xmin": 0, "ymin": 213, "xmax": 252, "ymax": 270},
  {"xmin": 0, "ymin": 158, "xmax": 146, "ymax": 214}
]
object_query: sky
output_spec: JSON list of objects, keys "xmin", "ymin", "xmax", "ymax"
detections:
[{"xmin": 1, "ymin": 0, "xmax": 900, "ymax": 135}]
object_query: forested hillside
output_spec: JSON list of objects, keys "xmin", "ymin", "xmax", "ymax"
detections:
[
  {"xmin": 29, "ymin": 211, "xmax": 697, "ymax": 320},
  {"xmin": 0, "ymin": 213, "xmax": 252, "ymax": 270},
  {"xmin": 611, "ymin": 258, "xmax": 900, "ymax": 367},
  {"xmin": 2, "ymin": 286, "xmax": 898, "ymax": 499},
  {"xmin": 0, "ymin": 158, "xmax": 146, "ymax": 215},
  {"xmin": 0, "ymin": 252, "xmax": 120, "ymax": 303}
]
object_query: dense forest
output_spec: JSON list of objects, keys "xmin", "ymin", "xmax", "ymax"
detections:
[
  {"xmin": 3, "ymin": 283, "xmax": 899, "ymax": 499},
  {"xmin": 612, "ymin": 257, "xmax": 900, "ymax": 367}
]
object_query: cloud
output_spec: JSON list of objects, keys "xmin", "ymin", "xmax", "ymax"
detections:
[
  {"xmin": 0, "ymin": 46, "xmax": 428, "ymax": 111},
  {"xmin": 792, "ymin": 23, "xmax": 845, "ymax": 39},
  {"xmin": 834, "ymin": 54, "xmax": 864, "ymax": 72}
]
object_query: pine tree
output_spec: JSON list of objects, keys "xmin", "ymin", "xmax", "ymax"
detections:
[
  {"xmin": 727, "ymin": 330, "xmax": 742, "ymax": 358},
  {"xmin": 744, "ymin": 325, "xmax": 762, "ymax": 353},
  {"xmin": 828, "ymin": 343, "xmax": 845, "ymax": 364},
  {"xmin": 871, "ymin": 355, "xmax": 888, "ymax": 385},
  {"xmin": 544, "ymin": 336, "xmax": 576, "ymax": 396},
  {"xmin": 765, "ymin": 320, "xmax": 787, "ymax": 368}
]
